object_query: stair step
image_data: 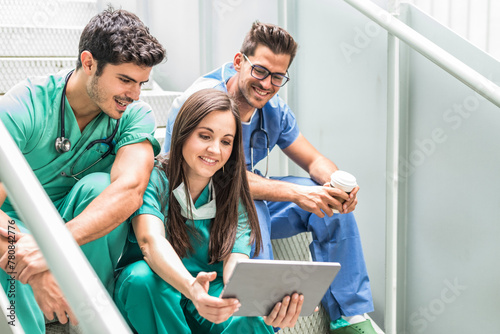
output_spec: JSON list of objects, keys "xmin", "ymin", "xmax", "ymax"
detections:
[
  {"xmin": 0, "ymin": 57, "xmax": 76, "ymax": 94},
  {"xmin": 0, "ymin": 0, "xmax": 97, "ymax": 27},
  {"xmin": 0, "ymin": 26, "xmax": 81, "ymax": 57},
  {"xmin": 0, "ymin": 59, "xmax": 181, "ymax": 104}
]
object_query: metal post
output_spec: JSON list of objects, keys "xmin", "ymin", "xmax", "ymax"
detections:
[
  {"xmin": 385, "ymin": 1, "xmax": 400, "ymax": 332},
  {"xmin": 0, "ymin": 120, "xmax": 131, "ymax": 334},
  {"xmin": 277, "ymin": 0, "xmax": 294, "ymax": 176},
  {"xmin": 199, "ymin": 0, "xmax": 213, "ymax": 75}
]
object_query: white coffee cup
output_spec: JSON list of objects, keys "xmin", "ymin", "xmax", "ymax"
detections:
[
  {"xmin": 330, "ymin": 170, "xmax": 357, "ymax": 193},
  {"xmin": 329, "ymin": 170, "xmax": 357, "ymax": 213}
]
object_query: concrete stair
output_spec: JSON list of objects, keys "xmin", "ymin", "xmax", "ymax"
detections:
[{"xmin": 0, "ymin": 0, "xmax": 181, "ymax": 145}]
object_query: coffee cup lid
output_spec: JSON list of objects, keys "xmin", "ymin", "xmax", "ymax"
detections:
[{"xmin": 330, "ymin": 170, "xmax": 357, "ymax": 187}]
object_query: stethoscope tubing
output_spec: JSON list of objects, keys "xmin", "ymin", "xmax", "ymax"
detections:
[
  {"xmin": 56, "ymin": 69, "xmax": 120, "ymax": 179},
  {"xmin": 250, "ymin": 108, "xmax": 270, "ymax": 177}
]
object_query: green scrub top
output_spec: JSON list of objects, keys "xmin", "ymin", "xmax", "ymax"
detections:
[
  {"xmin": 119, "ymin": 165, "xmax": 252, "ymax": 278},
  {"xmin": 0, "ymin": 70, "xmax": 160, "ymax": 212}
]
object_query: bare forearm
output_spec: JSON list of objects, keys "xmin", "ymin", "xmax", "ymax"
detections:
[
  {"xmin": 223, "ymin": 253, "xmax": 248, "ymax": 285},
  {"xmin": 0, "ymin": 184, "xmax": 20, "ymax": 254},
  {"xmin": 308, "ymin": 156, "xmax": 338, "ymax": 186},
  {"xmin": 0, "ymin": 210, "xmax": 20, "ymax": 255},
  {"xmin": 247, "ymin": 171, "xmax": 300, "ymax": 202},
  {"xmin": 66, "ymin": 141, "xmax": 154, "ymax": 246},
  {"xmin": 281, "ymin": 134, "xmax": 338, "ymax": 185},
  {"xmin": 0, "ymin": 183, "xmax": 6, "ymax": 207},
  {"xmin": 141, "ymin": 236, "xmax": 195, "ymax": 298}
]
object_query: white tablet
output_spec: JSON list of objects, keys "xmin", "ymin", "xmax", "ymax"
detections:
[{"xmin": 221, "ymin": 259, "xmax": 341, "ymax": 317}]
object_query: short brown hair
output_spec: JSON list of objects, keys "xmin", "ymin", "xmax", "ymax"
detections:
[
  {"xmin": 240, "ymin": 21, "xmax": 298, "ymax": 68},
  {"xmin": 77, "ymin": 7, "xmax": 166, "ymax": 76}
]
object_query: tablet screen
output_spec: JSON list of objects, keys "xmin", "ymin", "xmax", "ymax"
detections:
[{"xmin": 221, "ymin": 259, "xmax": 340, "ymax": 317}]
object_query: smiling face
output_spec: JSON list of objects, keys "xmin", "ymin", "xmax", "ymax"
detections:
[
  {"xmin": 235, "ymin": 44, "xmax": 291, "ymax": 111},
  {"xmin": 182, "ymin": 110, "xmax": 237, "ymax": 186},
  {"xmin": 87, "ymin": 62, "xmax": 151, "ymax": 119}
]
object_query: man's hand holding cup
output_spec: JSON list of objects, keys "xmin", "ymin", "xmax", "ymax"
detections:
[{"xmin": 327, "ymin": 170, "xmax": 359, "ymax": 214}]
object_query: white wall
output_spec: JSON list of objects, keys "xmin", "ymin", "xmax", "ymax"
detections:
[
  {"xmin": 290, "ymin": 0, "xmax": 389, "ymax": 327},
  {"xmin": 105, "ymin": 0, "xmax": 280, "ymax": 92},
  {"xmin": 398, "ymin": 4, "xmax": 500, "ymax": 333}
]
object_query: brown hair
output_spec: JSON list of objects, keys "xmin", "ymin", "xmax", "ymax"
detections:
[
  {"xmin": 76, "ymin": 7, "xmax": 166, "ymax": 76},
  {"xmin": 240, "ymin": 21, "xmax": 298, "ymax": 68},
  {"xmin": 157, "ymin": 89, "xmax": 262, "ymax": 263}
]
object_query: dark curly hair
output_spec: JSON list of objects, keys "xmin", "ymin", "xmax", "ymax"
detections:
[{"xmin": 76, "ymin": 7, "xmax": 166, "ymax": 76}]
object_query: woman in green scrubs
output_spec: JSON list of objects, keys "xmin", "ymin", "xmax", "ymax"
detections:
[{"xmin": 114, "ymin": 89, "xmax": 303, "ymax": 333}]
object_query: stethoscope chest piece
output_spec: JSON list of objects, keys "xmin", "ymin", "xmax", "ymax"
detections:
[{"xmin": 55, "ymin": 136, "xmax": 71, "ymax": 153}]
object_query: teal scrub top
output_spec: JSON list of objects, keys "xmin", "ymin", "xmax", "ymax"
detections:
[
  {"xmin": 121, "ymin": 166, "xmax": 252, "ymax": 278},
  {"xmin": 0, "ymin": 70, "xmax": 160, "ymax": 212}
]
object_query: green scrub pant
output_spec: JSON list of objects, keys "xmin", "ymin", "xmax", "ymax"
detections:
[
  {"xmin": 114, "ymin": 260, "xmax": 274, "ymax": 334},
  {"xmin": 1, "ymin": 173, "xmax": 128, "ymax": 334}
]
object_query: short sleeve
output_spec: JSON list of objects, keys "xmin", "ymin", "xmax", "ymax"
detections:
[
  {"xmin": 130, "ymin": 167, "xmax": 167, "ymax": 223},
  {"xmin": 275, "ymin": 99, "xmax": 300, "ymax": 150},
  {"xmin": 115, "ymin": 100, "xmax": 161, "ymax": 155},
  {"xmin": 231, "ymin": 201, "xmax": 252, "ymax": 257},
  {"xmin": 0, "ymin": 80, "xmax": 38, "ymax": 153}
]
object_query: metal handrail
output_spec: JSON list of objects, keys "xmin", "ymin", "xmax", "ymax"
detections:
[
  {"xmin": 0, "ymin": 120, "xmax": 131, "ymax": 333},
  {"xmin": 344, "ymin": 0, "xmax": 500, "ymax": 108}
]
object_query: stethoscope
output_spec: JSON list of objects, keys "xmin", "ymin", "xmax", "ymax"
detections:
[
  {"xmin": 56, "ymin": 69, "xmax": 120, "ymax": 180},
  {"xmin": 223, "ymin": 64, "xmax": 270, "ymax": 176},
  {"xmin": 249, "ymin": 108, "xmax": 270, "ymax": 177}
]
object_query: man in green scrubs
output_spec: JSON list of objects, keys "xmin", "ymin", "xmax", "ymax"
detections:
[{"xmin": 0, "ymin": 8, "xmax": 165, "ymax": 333}]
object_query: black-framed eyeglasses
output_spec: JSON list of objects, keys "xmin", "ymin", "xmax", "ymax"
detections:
[
  {"xmin": 242, "ymin": 54, "xmax": 290, "ymax": 87},
  {"xmin": 60, "ymin": 120, "xmax": 120, "ymax": 181}
]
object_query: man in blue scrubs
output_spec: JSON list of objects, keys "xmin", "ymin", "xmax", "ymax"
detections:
[
  {"xmin": 163, "ymin": 22, "xmax": 376, "ymax": 333},
  {"xmin": 0, "ymin": 8, "xmax": 165, "ymax": 333}
]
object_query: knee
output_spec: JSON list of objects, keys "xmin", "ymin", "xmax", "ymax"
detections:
[
  {"xmin": 74, "ymin": 173, "xmax": 111, "ymax": 199},
  {"xmin": 329, "ymin": 212, "xmax": 360, "ymax": 238},
  {"xmin": 116, "ymin": 260, "xmax": 179, "ymax": 305},
  {"xmin": 254, "ymin": 200, "xmax": 271, "ymax": 228},
  {"xmin": 120, "ymin": 261, "xmax": 157, "ymax": 290}
]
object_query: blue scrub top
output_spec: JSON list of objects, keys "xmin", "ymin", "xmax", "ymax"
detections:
[
  {"xmin": 0, "ymin": 70, "xmax": 160, "ymax": 211},
  {"xmin": 163, "ymin": 63, "xmax": 300, "ymax": 173}
]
